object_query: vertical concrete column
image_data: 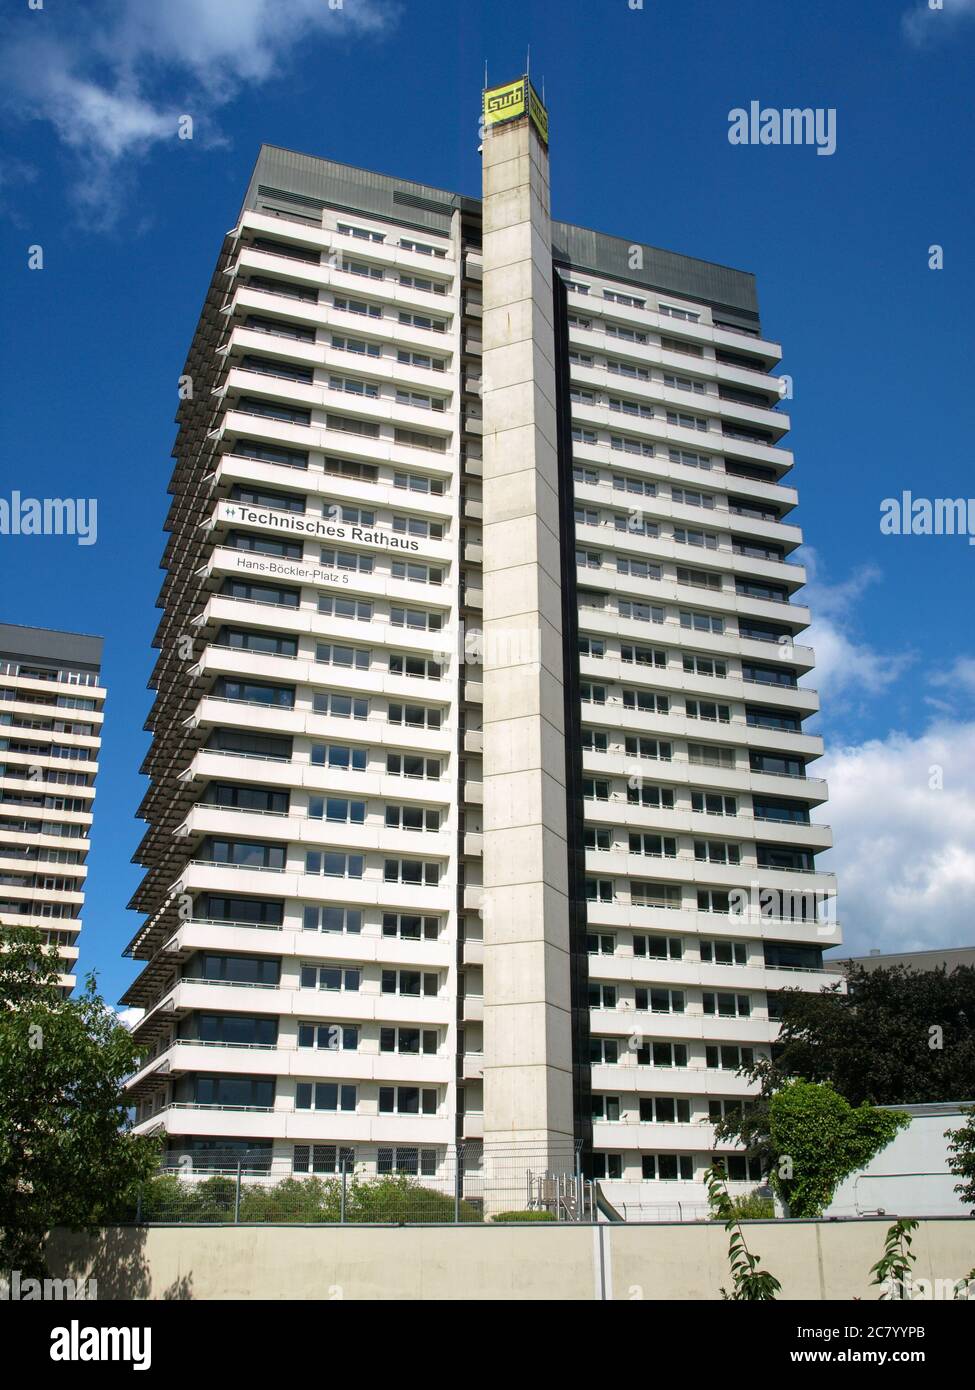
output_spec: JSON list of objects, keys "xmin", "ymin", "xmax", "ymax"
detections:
[{"xmin": 480, "ymin": 108, "xmax": 575, "ymax": 1166}]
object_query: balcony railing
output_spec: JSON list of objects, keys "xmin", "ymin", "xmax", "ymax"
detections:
[
  {"xmin": 189, "ymin": 917, "xmax": 284, "ymax": 932},
  {"xmin": 176, "ymin": 979, "xmax": 280, "ymax": 991},
  {"xmin": 190, "ymin": 860, "xmax": 287, "ymax": 874},
  {"xmin": 239, "ymin": 242, "xmax": 322, "ymax": 266},
  {"xmin": 206, "ymin": 643, "xmax": 299, "ymax": 662},
  {"xmin": 201, "ymin": 747, "xmax": 292, "ymax": 763},
  {"xmin": 168, "ymin": 1102, "xmax": 275, "ymax": 1113}
]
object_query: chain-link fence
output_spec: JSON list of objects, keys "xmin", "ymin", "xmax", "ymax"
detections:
[{"xmin": 119, "ymin": 1143, "xmax": 601, "ymax": 1225}]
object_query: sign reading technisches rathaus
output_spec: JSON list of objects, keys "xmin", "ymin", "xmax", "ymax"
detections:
[{"xmin": 215, "ymin": 500, "xmax": 424, "ymax": 552}]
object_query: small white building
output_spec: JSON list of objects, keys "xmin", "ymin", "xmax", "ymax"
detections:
[{"xmin": 822, "ymin": 1101, "xmax": 973, "ymax": 1219}]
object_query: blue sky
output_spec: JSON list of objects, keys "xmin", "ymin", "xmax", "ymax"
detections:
[{"xmin": 1, "ymin": 0, "xmax": 973, "ymax": 1004}]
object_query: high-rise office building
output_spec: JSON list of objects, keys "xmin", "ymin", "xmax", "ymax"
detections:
[
  {"xmin": 0, "ymin": 622, "xmax": 104, "ymax": 994},
  {"xmin": 123, "ymin": 79, "xmax": 838, "ymax": 1212}
]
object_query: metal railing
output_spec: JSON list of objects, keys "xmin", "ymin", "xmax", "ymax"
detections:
[{"xmin": 118, "ymin": 1144, "xmax": 602, "ymax": 1226}]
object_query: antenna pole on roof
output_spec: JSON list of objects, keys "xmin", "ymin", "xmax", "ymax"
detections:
[
  {"xmin": 527, "ymin": 46, "xmax": 530, "ymax": 79},
  {"xmin": 484, "ymin": 60, "xmax": 488, "ymax": 88}
]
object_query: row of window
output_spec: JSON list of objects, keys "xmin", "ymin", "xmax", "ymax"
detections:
[
  {"xmin": 577, "ymin": 594, "xmax": 794, "ymax": 655},
  {"xmin": 295, "ymin": 1022, "xmax": 439, "ymax": 1054},
  {"xmin": 576, "ymin": 511, "xmax": 785, "ymax": 565},
  {"xmin": 291, "ymin": 1144, "xmax": 437, "ymax": 1176},
  {"xmin": 198, "ymin": 842, "xmax": 446, "ymax": 884},
  {"xmin": 586, "ymin": 982, "xmax": 754, "ymax": 1017},
  {"xmin": 298, "ymin": 964, "xmax": 440, "ymax": 996},
  {"xmin": 182, "ymin": 952, "xmax": 448, "ymax": 997},
  {"xmin": 211, "ymin": 680, "xmax": 450, "ymax": 726},
  {"xmin": 584, "ymin": 866, "xmax": 818, "ymax": 909},
  {"xmin": 589, "ymin": 1040, "xmax": 758, "ymax": 1072},
  {"xmin": 243, "ymin": 271, "xmax": 451, "ymax": 333},
  {"xmin": 582, "ymin": 830, "xmax": 811, "ymax": 871},
  {"xmin": 205, "ymin": 788, "xmax": 444, "ymax": 832},
  {"xmin": 173, "ymin": 1073, "xmax": 442, "ymax": 1115},
  {"xmin": 224, "ymin": 479, "xmax": 447, "ymax": 534},
  {"xmin": 575, "ymin": 549, "xmax": 790, "ymax": 605},
  {"xmin": 206, "ymin": 727, "xmax": 446, "ymax": 780},
  {"xmin": 575, "ymin": 727, "xmax": 810, "ymax": 780},
  {"xmin": 252, "ymin": 226, "xmax": 449, "ymax": 263},
  {"xmin": 592, "ymin": 1152, "xmax": 763, "ymax": 1183},
  {"xmin": 293, "ymin": 1083, "xmax": 439, "ymax": 1115},
  {"xmin": 160, "ymin": 1140, "xmax": 759, "ymax": 1183},
  {"xmin": 561, "ymin": 277, "xmax": 704, "ymax": 325}
]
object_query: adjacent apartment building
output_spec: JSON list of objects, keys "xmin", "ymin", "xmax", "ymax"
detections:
[
  {"xmin": 0, "ymin": 623, "xmax": 104, "ymax": 993},
  {"xmin": 123, "ymin": 78, "xmax": 838, "ymax": 1213}
]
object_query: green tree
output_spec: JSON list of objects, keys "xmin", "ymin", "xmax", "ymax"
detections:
[
  {"xmin": 870, "ymin": 1219, "xmax": 919, "ymax": 1299},
  {"xmin": 0, "ymin": 930, "xmax": 158, "ymax": 1275},
  {"xmin": 766, "ymin": 1080, "xmax": 909, "ymax": 1217},
  {"xmin": 714, "ymin": 963, "xmax": 975, "ymax": 1163},
  {"xmin": 945, "ymin": 1106, "xmax": 975, "ymax": 1210}
]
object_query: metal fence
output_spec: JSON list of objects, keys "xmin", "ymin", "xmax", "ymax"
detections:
[{"xmin": 121, "ymin": 1144, "xmax": 602, "ymax": 1225}]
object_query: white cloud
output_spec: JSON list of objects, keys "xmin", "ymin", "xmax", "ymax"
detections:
[
  {"xmin": 903, "ymin": 0, "xmax": 975, "ymax": 45},
  {"xmin": 821, "ymin": 721, "xmax": 975, "ymax": 955},
  {"xmin": 116, "ymin": 1006, "xmax": 145, "ymax": 1031},
  {"xmin": 799, "ymin": 553, "xmax": 915, "ymax": 703},
  {"xmin": 41, "ymin": 66, "xmax": 179, "ymax": 163},
  {"xmin": 109, "ymin": 0, "xmax": 382, "ymax": 86},
  {"xmin": 804, "ymin": 618, "xmax": 913, "ymax": 701},
  {"xmin": 929, "ymin": 656, "xmax": 975, "ymax": 697},
  {"xmin": 1, "ymin": 0, "xmax": 395, "ymax": 225}
]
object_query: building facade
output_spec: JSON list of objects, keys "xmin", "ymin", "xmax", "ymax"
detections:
[
  {"xmin": 123, "ymin": 80, "xmax": 838, "ymax": 1213},
  {"xmin": 0, "ymin": 623, "xmax": 104, "ymax": 993}
]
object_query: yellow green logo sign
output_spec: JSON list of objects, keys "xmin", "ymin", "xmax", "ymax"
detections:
[{"xmin": 483, "ymin": 76, "xmax": 549, "ymax": 145}]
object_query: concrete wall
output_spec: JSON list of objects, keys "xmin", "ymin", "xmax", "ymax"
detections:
[{"xmin": 45, "ymin": 1219, "xmax": 975, "ymax": 1301}]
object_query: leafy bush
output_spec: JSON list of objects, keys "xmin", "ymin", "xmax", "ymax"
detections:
[
  {"xmin": 489, "ymin": 1210, "xmax": 557, "ymax": 1223},
  {"xmin": 345, "ymin": 1173, "xmax": 481, "ymax": 1223},
  {"xmin": 239, "ymin": 1177, "xmax": 341, "ymax": 1223},
  {"xmin": 133, "ymin": 1174, "xmax": 190, "ymax": 1222},
  {"xmin": 708, "ymin": 1189, "xmax": 774, "ymax": 1222},
  {"xmin": 946, "ymin": 1106, "xmax": 975, "ymax": 1210},
  {"xmin": 768, "ymin": 1079, "xmax": 909, "ymax": 1217},
  {"xmin": 128, "ymin": 1171, "xmax": 482, "ymax": 1224}
]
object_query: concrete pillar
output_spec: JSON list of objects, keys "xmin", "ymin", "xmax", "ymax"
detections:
[{"xmin": 480, "ymin": 89, "xmax": 575, "ymax": 1173}]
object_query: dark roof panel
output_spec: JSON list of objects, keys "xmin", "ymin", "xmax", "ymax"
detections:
[
  {"xmin": 0, "ymin": 622, "xmax": 103, "ymax": 670},
  {"xmin": 241, "ymin": 145, "xmax": 760, "ymax": 325}
]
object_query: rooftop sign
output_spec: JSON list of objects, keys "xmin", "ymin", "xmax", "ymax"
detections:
[{"xmin": 483, "ymin": 76, "xmax": 549, "ymax": 146}]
